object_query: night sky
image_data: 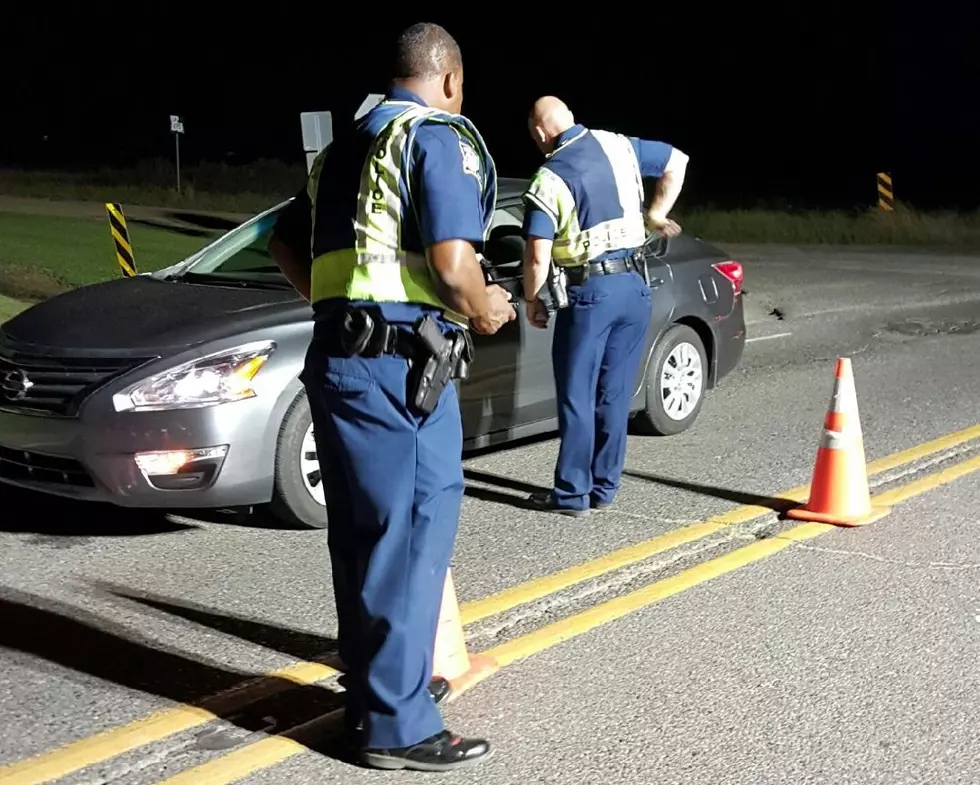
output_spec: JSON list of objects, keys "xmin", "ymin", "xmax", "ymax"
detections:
[{"xmin": 1, "ymin": 3, "xmax": 978, "ymax": 210}]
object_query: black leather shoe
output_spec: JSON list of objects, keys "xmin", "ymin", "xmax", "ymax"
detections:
[
  {"xmin": 428, "ymin": 676, "xmax": 451, "ymax": 704},
  {"xmin": 526, "ymin": 491, "xmax": 589, "ymax": 517},
  {"xmin": 361, "ymin": 730, "xmax": 492, "ymax": 771}
]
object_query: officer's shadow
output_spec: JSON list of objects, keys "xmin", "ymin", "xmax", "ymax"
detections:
[{"xmin": 0, "ymin": 583, "xmax": 373, "ymax": 769}]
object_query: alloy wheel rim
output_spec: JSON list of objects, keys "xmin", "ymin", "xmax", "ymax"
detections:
[
  {"xmin": 300, "ymin": 424, "xmax": 325, "ymax": 506},
  {"xmin": 660, "ymin": 341, "xmax": 704, "ymax": 421}
]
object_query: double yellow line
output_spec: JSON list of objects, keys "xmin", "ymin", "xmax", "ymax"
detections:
[{"xmin": 3, "ymin": 424, "xmax": 980, "ymax": 785}]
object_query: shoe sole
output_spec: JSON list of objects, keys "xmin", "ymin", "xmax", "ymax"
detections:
[
  {"xmin": 361, "ymin": 749, "xmax": 494, "ymax": 772},
  {"xmin": 528, "ymin": 504, "xmax": 590, "ymax": 517}
]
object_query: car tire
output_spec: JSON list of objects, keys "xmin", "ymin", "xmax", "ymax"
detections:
[
  {"xmin": 633, "ymin": 324, "xmax": 708, "ymax": 437},
  {"xmin": 268, "ymin": 392, "xmax": 329, "ymax": 530}
]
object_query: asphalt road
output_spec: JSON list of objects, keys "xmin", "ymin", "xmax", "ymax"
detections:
[{"xmin": 1, "ymin": 245, "xmax": 979, "ymax": 785}]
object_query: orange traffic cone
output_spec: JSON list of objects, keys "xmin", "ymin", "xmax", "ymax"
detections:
[
  {"xmin": 432, "ymin": 569, "xmax": 497, "ymax": 700},
  {"xmin": 323, "ymin": 570, "xmax": 498, "ymax": 702},
  {"xmin": 785, "ymin": 357, "xmax": 891, "ymax": 527}
]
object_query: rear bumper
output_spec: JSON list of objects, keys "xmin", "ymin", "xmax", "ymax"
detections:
[{"xmin": 712, "ymin": 293, "xmax": 746, "ymax": 385}]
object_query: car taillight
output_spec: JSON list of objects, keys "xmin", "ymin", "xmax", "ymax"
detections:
[{"xmin": 713, "ymin": 261, "xmax": 743, "ymax": 295}]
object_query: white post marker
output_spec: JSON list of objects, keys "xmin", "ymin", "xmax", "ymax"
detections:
[
  {"xmin": 300, "ymin": 111, "xmax": 333, "ymax": 175},
  {"xmin": 299, "ymin": 95, "xmax": 386, "ymax": 175},
  {"xmin": 169, "ymin": 114, "xmax": 185, "ymax": 193},
  {"xmin": 354, "ymin": 93, "xmax": 385, "ymax": 121}
]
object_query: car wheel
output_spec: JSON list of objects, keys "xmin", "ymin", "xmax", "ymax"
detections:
[
  {"xmin": 634, "ymin": 324, "xmax": 707, "ymax": 436},
  {"xmin": 268, "ymin": 392, "xmax": 328, "ymax": 529}
]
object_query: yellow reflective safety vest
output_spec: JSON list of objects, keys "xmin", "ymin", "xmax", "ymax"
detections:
[
  {"xmin": 523, "ymin": 127, "xmax": 646, "ymax": 267},
  {"xmin": 307, "ymin": 100, "xmax": 497, "ymax": 328}
]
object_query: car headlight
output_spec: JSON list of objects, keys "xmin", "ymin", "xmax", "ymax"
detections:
[{"xmin": 113, "ymin": 340, "xmax": 276, "ymax": 412}]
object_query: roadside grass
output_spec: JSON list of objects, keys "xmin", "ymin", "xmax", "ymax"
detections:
[
  {"xmin": 0, "ymin": 212, "xmax": 215, "ymax": 303},
  {"xmin": 0, "ymin": 294, "xmax": 26, "ymax": 324},
  {"xmin": 0, "ymin": 163, "xmax": 294, "ymax": 215},
  {"xmin": 681, "ymin": 204, "xmax": 980, "ymax": 247},
  {"xmin": 3, "ymin": 160, "xmax": 980, "ymax": 270}
]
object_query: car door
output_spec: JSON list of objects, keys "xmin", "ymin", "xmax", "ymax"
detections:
[
  {"xmin": 631, "ymin": 234, "xmax": 677, "ymax": 393},
  {"xmin": 642, "ymin": 234, "xmax": 675, "ymax": 325},
  {"xmin": 458, "ymin": 203, "xmax": 556, "ymax": 441}
]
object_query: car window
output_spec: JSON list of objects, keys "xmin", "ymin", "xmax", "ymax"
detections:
[
  {"xmin": 209, "ymin": 231, "xmax": 278, "ymax": 274},
  {"xmin": 489, "ymin": 203, "xmax": 525, "ymax": 231},
  {"xmin": 184, "ymin": 201, "xmax": 528, "ymax": 280},
  {"xmin": 185, "ymin": 207, "xmax": 284, "ymax": 278}
]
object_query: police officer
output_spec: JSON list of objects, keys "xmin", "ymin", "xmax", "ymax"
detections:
[
  {"xmin": 268, "ymin": 23, "xmax": 514, "ymax": 772},
  {"xmin": 520, "ymin": 96, "xmax": 688, "ymax": 516}
]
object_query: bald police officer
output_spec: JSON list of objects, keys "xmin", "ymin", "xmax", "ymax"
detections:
[
  {"xmin": 521, "ymin": 97, "xmax": 688, "ymax": 516},
  {"xmin": 268, "ymin": 23, "xmax": 514, "ymax": 772}
]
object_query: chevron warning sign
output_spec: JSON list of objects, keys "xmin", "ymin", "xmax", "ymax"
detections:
[{"xmin": 105, "ymin": 202, "xmax": 137, "ymax": 277}]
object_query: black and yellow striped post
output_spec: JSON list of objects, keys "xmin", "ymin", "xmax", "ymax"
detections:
[
  {"xmin": 105, "ymin": 202, "xmax": 137, "ymax": 277},
  {"xmin": 876, "ymin": 172, "xmax": 894, "ymax": 212}
]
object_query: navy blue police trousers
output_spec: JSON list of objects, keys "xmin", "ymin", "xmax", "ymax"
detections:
[
  {"xmin": 551, "ymin": 269, "xmax": 653, "ymax": 511},
  {"xmin": 301, "ymin": 317, "xmax": 463, "ymax": 749}
]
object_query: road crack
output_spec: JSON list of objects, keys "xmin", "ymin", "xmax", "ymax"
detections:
[
  {"xmin": 469, "ymin": 444, "xmax": 980, "ymax": 642},
  {"xmin": 775, "ymin": 539, "xmax": 980, "ymax": 572},
  {"xmin": 72, "ymin": 732, "xmax": 203, "ymax": 785},
  {"xmin": 467, "ymin": 518, "xmax": 778, "ymax": 643},
  {"xmin": 870, "ymin": 444, "xmax": 980, "ymax": 487},
  {"xmin": 601, "ymin": 508, "xmax": 705, "ymax": 526}
]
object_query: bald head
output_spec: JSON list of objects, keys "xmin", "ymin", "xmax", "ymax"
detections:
[
  {"xmin": 528, "ymin": 96, "xmax": 576, "ymax": 153},
  {"xmin": 391, "ymin": 23, "xmax": 465, "ymax": 113}
]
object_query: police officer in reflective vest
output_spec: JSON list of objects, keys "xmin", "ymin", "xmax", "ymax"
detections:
[
  {"xmin": 268, "ymin": 23, "xmax": 514, "ymax": 772},
  {"xmin": 521, "ymin": 96, "xmax": 689, "ymax": 516}
]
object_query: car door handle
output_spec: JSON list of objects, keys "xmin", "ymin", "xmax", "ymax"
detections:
[{"xmin": 649, "ymin": 277, "xmax": 664, "ymax": 288}]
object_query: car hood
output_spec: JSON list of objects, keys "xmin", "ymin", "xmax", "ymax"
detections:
[{"xmin": 1, "ymin": 276, "xmax": 309, "ymax": 354}]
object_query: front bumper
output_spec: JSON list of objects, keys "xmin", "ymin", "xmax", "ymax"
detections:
[{"xmin": 0, "ymin": 393, "xmax": 286, "ymax": 509}]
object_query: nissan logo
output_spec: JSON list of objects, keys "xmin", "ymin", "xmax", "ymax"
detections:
[{"xmin": 1, "ymin": 370, "xmax": 34, "ymax": 401}]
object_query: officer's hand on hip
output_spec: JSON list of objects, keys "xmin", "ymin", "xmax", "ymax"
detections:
[
  {"xmin": 525, "ymin": 298, "xmax": 549, "ymax": 329},
  {"xmin": 472, "ymin": 284, "xmax": 516, "ymax": 335},
  {"xmin": 645, "ymin": 211, "xmax": 682, "ymax": 238}
]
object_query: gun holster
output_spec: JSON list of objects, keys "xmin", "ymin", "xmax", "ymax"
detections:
[
  {"xmin": 630, "ymin": 249, "xmax": 651, "ymax": 286},
  {"xmin": 456, "ymin": 329, "xmax": 475, "ymax": 381},
  {"xmin": 545, "ymin": 262, "xmax": 571, "ymax": 313},
  {"xmin": 408, "ymin": 316, "xmax": 473, "ymax": 416}
]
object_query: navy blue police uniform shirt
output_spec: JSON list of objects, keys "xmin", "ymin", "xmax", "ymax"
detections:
[
  {"xmin": 272, "ymin": 87, "xmax": 486, "ymax": 328},
  {"xmin": 522, "ymin": 123, "xmax": 673, "ymax": 264}
]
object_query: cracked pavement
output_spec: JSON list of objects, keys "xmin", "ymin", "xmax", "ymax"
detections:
[{"xmin": 0, "ymin": 245, "xmax": 979, "ymax": 784}]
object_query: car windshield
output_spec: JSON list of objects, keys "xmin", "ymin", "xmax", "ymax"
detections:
[
  {"xmin": 179, "ymin": 204, "xmax": 288, "ymax": 283},
  {"xmin": 179, "ymin": 199, "xmax": 529, "ymax": 284}
]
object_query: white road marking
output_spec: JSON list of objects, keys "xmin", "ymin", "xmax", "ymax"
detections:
[{"xmin": 746, "ymin": 332, "xmax": 793, "ymax": 344}]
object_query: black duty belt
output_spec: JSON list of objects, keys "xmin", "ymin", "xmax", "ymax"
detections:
[
  {"xmin": 313, "ymin": 310, "xmax": 421, "ymax": 360},
  {"xmin": 311, "ymin": 306, "xmax": 474, "ymax": 416},
  {"xmin": 563, "ymin": 253, "xmax": 642, "ymax": 285}
]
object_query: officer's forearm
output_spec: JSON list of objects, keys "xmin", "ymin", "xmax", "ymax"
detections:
[
  {"xmin": 427, "ymin": 239, "xmax": 493, "ymax": 321},
  {"xmin": 523, "ymin": 238, "xmax": 553, "ymax": 301},
  {"xmin": 269, "ymin": 235, "xmax": 312, "ymax": 302},
  {"xmin": 647, "ymin": 149, "xmax": 690, "ymax": 218}
]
